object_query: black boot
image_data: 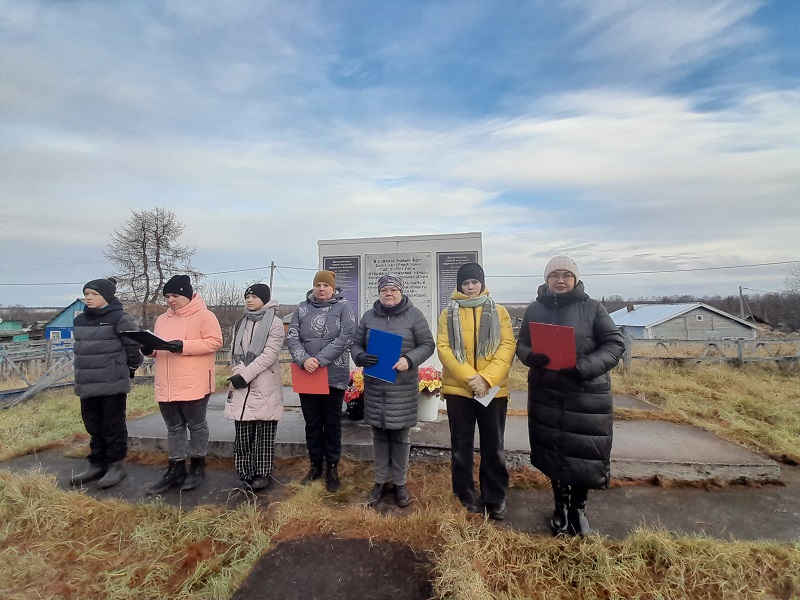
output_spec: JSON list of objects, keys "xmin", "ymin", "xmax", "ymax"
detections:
[
  {"xmin": 300, "ymin": 463, "xmax": 323, "ymax": 485},
  {"xmin": 326, "ymin": 462, "xmax": 341, "ymax": 492},
  {"xmin": 146, "ymin": 460, "xmax": 187, "ymax": 495},
  {"xmin": 550, "ymin": 481, "xmax": 570, "ymax": 536},
  {"xmin": 181, "ymin": 456, "xmax": 206, "ymax": 491},
  {"xmin": 394, "ymin": 484, "xmax": 411, "ymax": 508},
  {"xmin": 567, "ymin": 487, "xmax": 593, "ymax": 537},
  {"xmin": 97, "ymin": 460, "xmax": 127, "ymax": 489},
  {"xmin": 70, "ymin": 461, "xmax": 106, "ymax": 486},
  {"xmin": 367, "ymin": 483, "xmax": 385, "ymax": 506}
]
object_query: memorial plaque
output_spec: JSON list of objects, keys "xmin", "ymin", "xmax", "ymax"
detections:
[
  {"xmin": 365, "ymin": 252, "xmax": 432, "ymax": 323},
  {"xmin": 437, "ymin": 251, "xmax": 479, "ymax": 314},
  {"xmin": 323, "ymin": 256, "xmax": 361, "ymax": 316}
]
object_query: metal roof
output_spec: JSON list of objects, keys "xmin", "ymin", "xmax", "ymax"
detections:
[{"xmin": 609, "ymin": 303, "xmax": 757, "ymax": 329}]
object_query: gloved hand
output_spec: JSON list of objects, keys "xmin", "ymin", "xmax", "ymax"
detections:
[
  {"xmin": 164, "ymin": 340, "xmax": 183, "ymax": 353},
  {"xmin": 129, "ymin": 367, "xmax": 137, "ymax": 379},
  {"xmin": 526, "ymin": 352, "xmax": 550, "ymax": 368},
  {"xmin": 140, "ymin": 346, "xmax": 154, "ymax": 356},
  {"xmin": 468, "ymin": 374, "xmax": 490, "ymax": 397},
  {"xmin": 559, "ymin": 367, "xmax": 582, "ymax": 381},
  {"xmin": 228, "ymin": 374, "xmax": 248, "ymax": 389},
  {"xmin": 355, "ymin": 353, "xmax": 379, "ymax": 367}
]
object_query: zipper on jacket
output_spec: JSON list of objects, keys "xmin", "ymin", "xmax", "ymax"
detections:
[{"xmin": 239, "ymin": 385, "xmax": 251, "ymax": 421}]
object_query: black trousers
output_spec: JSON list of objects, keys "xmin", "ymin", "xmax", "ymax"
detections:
[
  {"xmin": 299, "ymin": 387, "xmax": 344, "ymax": 467},
  {"xmin": 446, "ymin": 394, "xmax": 509, "ymax": 506},
  {"xmin": 80, "ymin": 393, "xmax": 128, "ymax": 464}
]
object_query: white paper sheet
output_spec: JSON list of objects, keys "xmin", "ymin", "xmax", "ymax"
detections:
[{"xmin": 475, "ymin": 385, "xmax": 500, "ymax": 407}]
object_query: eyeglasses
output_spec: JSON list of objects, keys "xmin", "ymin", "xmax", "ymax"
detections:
[{"xmin": 547, "ymin": 271, "xmax": 575, "ymax": 281}]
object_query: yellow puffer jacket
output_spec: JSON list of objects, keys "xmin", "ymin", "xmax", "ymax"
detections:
[{"xmin": 436, "ymin": 290, "xmax": 516, "ymax": 399}]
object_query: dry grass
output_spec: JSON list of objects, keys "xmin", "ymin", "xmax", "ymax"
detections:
[
  {"xmin": 614, "ymin": 362, "xmax": 800, "ymax": 464},
  {"xmin": 1, "ymin": 464, "xmax": 798, "ymax": 599},
  {"xmin": 0, "ymin": 385, "xmax": 158, "ymax": 461}
]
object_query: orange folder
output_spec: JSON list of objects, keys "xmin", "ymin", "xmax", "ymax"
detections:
[
  {"xmin": 529, "ymin": 323, "xmax": 576, "ymax": 370},
  {"xmin": 290, "ymin": 364, "xmax": 329, "ymax": 394}
]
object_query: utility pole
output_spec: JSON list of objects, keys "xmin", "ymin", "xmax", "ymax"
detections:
[
  {"xmin": 739, "ymin": 286, "xmax": 745, "ymax": 320},
  {"xmin": 269, "ymin": 261, "xmax": 275, "ymax": 290}
]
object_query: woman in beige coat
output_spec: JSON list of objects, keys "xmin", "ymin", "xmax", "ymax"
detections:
[{"xmin": 226, "ymin": 284, "xmax": 285, "ymax": 490}]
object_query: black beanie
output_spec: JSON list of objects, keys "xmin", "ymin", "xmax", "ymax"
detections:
[
  {"xmin": 84, "ymin": 277, "xmax": 117, "ymax": 303},
  {"xmin": 456, "ymin": 263, "xmax": 485, "ymax": 291},
  {"xmin": 163, "ymin": 275, "xmax": 193, "ymax": 299},
  {"xmin": 245, "ymin": 283, "xmax": 271, "ymax": 305}
]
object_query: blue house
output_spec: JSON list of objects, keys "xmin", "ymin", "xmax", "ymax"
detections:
[{"xmin": 45, "ymin": 299, "xmax": 87, "ymax": 340}]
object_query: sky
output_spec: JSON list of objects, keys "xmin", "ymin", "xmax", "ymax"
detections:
[{"xmin": 1, "ymin": 0, "xmax": 799, "ymax": 308}]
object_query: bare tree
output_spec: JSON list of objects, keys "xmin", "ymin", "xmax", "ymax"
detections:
[
  {"xmin": 786, "ymin": 262, "xmax": 800, "ymax": 294},
  {"xmin": 105, "ymin": 207, "xmax": 199, "ymax": 326},
  {"xmin": 201, "ymin": 278, "xmax": 245, "ymax": 345}
]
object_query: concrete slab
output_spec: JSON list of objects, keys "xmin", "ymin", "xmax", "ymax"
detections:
[{"xmin": 126, "ymin": 388, "xmax": 780, "ymax": 483}]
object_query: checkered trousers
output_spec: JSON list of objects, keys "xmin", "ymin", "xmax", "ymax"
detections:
[{"xmin": 234, "ymin": 420, "xmax": 278, "ymax": 479}]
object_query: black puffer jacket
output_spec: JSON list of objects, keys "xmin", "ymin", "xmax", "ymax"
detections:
[
  {"xmin": 515, "ymin": 282, "xmax": 624, "ymax": 489},
  {"xmin": 351, "ymin": 296, "xmax": 435, "ymax": 430},
  {"xmin": 73, "ymin": 298, "xmax": 143, "ymax": 399}
]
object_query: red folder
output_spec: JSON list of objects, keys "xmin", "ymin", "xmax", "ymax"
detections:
[
  {"xmin": 290, "ymin": 364, "xmax": 329, "ymax": 394},
  {"xmin": 529, "ymin": 323, "xmax": 576, "ymax": 370}
]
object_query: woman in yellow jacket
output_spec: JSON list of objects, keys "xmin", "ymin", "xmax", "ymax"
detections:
[{"xmin": 437, "ymin": 263, "xmax": 516, "ymax": 519}]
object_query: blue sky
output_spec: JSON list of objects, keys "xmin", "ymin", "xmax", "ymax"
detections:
[{"xmin": 1, "ymin": 1, "xmax": 798, "ymax": 308}]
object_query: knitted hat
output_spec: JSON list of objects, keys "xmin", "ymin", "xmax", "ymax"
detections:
[
  {"xmin": 83, "ymin": 277, "xmax": 117, "ymax": 303},
  {"xmin": 163, "ymin": 274, "xmax": 193, "ymax": 299},
  {"xmin": 456, "ymin": 263, "xmax": 485, "ymax": 291},
  {"xmin": 245, "ymin": 283, "xmax": 271, "ymax": 304},
  {"xmin": 377, "ymin": 274, "xmax": 404, "ymax": 292},
  {"xmin": 313, "ymin": 270, "xmax": 336, "ymax": 288},
  {"xmin": 544, "ymin": 256, "xmax": 580, "ymax": 281}
]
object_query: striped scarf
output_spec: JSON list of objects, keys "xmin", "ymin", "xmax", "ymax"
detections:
[{"xmin": 446, "ymin": 290, "xmax": 501, "ymax": 363}]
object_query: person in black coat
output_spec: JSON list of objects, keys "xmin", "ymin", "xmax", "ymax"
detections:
[
  {"xmin": 72, "ymin": 277, "xmax": 142, "ymax": 489},
  {"xmin": 515, "ymin": 256, "xmax": 624, "ymax": 536}
]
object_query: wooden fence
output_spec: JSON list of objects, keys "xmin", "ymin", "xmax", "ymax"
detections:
[{"xmin": 622, "ymin": 338, "xmax": 800, "ymax": 368}]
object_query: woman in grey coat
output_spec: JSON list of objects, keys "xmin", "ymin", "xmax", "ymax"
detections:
[
  {"xmin": 351, "ymin": 274, "xmax": 435, "ymax": 508},
  {"xmin": 516, "ymin": 256, "xmax": 624, "ymax": 536},
  {"xmin": 287, "ymin": 270, "xmax": 356, "ymax": 492}
]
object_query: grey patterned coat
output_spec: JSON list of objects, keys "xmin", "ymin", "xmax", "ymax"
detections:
[
  {"xmin": 287, "ymin": 290, "xmax": 356, "ymax": 390},
  {"xmin": 516, "ymin": 282, "xmax": 624, "ymax": 489},
  {"xmin": 73, "ymin": 298, "xmax": 143, "ymax": 399},
  {"xmin": 351, "ymin": 296, "xmax": 435, "ymax": 430}
]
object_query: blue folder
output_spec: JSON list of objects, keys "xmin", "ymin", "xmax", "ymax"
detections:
[{"xmin": 364, "ymin": 328, "xmax": 404, "ymax": 383}]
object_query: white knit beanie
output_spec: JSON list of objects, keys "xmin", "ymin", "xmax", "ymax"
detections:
[{"xmin": 544, "ymin": 256, "xmax": 580, "ymax": 281}]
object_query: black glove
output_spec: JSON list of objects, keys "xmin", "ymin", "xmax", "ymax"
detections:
[
  {"xmin": 129, "ymin": 367, "xmax": 137, "ymax": 379},
  {"xmin": 526, "ymin": 352, "xmax": 550, "ymax": 368},
  {"xmin": 559, "ymin": 367, "xmax": 582, "ymax": 381},
  {"xmin": 164, "ymin": 340, "xmax": 183, "ymax": 353},
  {"xmin": 355, "ymin": 352, "xmax": 379, "ymax": 367},
  {"xmin": 140, "ymin": 346, "xmax": 154, "ymax": 356},
  {"xmin": 228, "ymin": 374, "xmax": 248, "ymax": 389}
]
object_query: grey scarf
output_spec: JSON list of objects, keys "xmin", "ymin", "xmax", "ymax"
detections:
[
  {"xmin": 447, "ymin": 293, "xmax": 501, "ymax": 364},
  {"xmin": 232, "ymin": 307, "xmax": 275, "ymax": 366}
]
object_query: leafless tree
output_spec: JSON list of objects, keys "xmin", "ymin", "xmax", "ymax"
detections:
[
  {"xmin": 786, "ymin": 262, "xmax": 800, "ymax": 294},
  {"xmin": 105, "ymin": 207, "xmax": 199, "ymax": 326},
  {"xmin": 201, "ymin": 278, "xmax": 246, "ymax": 345}
]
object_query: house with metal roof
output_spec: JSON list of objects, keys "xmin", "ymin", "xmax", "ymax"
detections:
[
  {"xmin": 609, "ymin": 303, "xmax": 758, "ymax": 341},
  {"xmin": 44, "ymin": 299, "xmax": 86, "ymax": 340}
]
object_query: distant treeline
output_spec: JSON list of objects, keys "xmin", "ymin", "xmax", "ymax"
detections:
[{"xmin": 4, "ymin": 291, "xmax": 800, "ymax": 334}]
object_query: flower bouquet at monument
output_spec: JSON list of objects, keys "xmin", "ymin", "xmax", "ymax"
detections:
[
  {"xmin": 418, "ymin": 366, "xmax": 442, "ymax": 398},
  {"xmin": 344, "ymin": 367, "xmax": 365, "ymax": 420}
]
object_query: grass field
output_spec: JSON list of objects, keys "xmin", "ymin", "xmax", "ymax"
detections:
[{"xmin": 1, "ymin": 362, "xmax": 799, "ymax": 598}]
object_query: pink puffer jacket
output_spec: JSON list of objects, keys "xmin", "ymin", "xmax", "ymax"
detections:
[
  {"xmin": 225, "ymin": 303, "xmax": 285, "ymax": 421},
  {"xmin": 152, "ymin": 294, "xmax": 223, "ymax": 402}
]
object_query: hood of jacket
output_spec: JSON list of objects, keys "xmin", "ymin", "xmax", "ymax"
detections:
[{"xmin": 536, "ymin": 281, "xmax": 589, "ymax": 308}]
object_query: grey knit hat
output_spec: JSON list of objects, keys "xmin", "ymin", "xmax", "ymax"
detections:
[
  {"xmin": 544, "ymin": 256, "xmax": 580, "ymax": 281},
  {"xmin": 377, "ymin": 274, "xmax": 404, "ymax": 292}
]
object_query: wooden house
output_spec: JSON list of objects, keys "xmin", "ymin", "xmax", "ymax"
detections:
[
  {"xmin": 44, "ymin": 299, "xmax": 87, "ymax": 340},
  {"xmin": 609, "ymin": 303, "xmax": 758, "ymax": 341},
  {"xmin": 0, "ymin": 319, "xmax": 28, "ymax": 342}
]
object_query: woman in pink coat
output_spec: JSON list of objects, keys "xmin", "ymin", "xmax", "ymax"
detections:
[
  {"xmin": 225, "ymin": 284, "xmax": 285, "ymax": 490},
  {"xmin": 143, "ymin": 275, "xmax": 223, "ymax": 495}
]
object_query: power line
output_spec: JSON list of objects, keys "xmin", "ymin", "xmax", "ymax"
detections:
[
  {"xmin": 1, "ymin": 259, "xmax": 797, "ymax": 286},
  {"xmin": 488, "ymin": 260, "xmax": 799, "ymax": 278},
  {"xmin": 275, "ymin": 267, "xmax": 303, "ymax": 301}
]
